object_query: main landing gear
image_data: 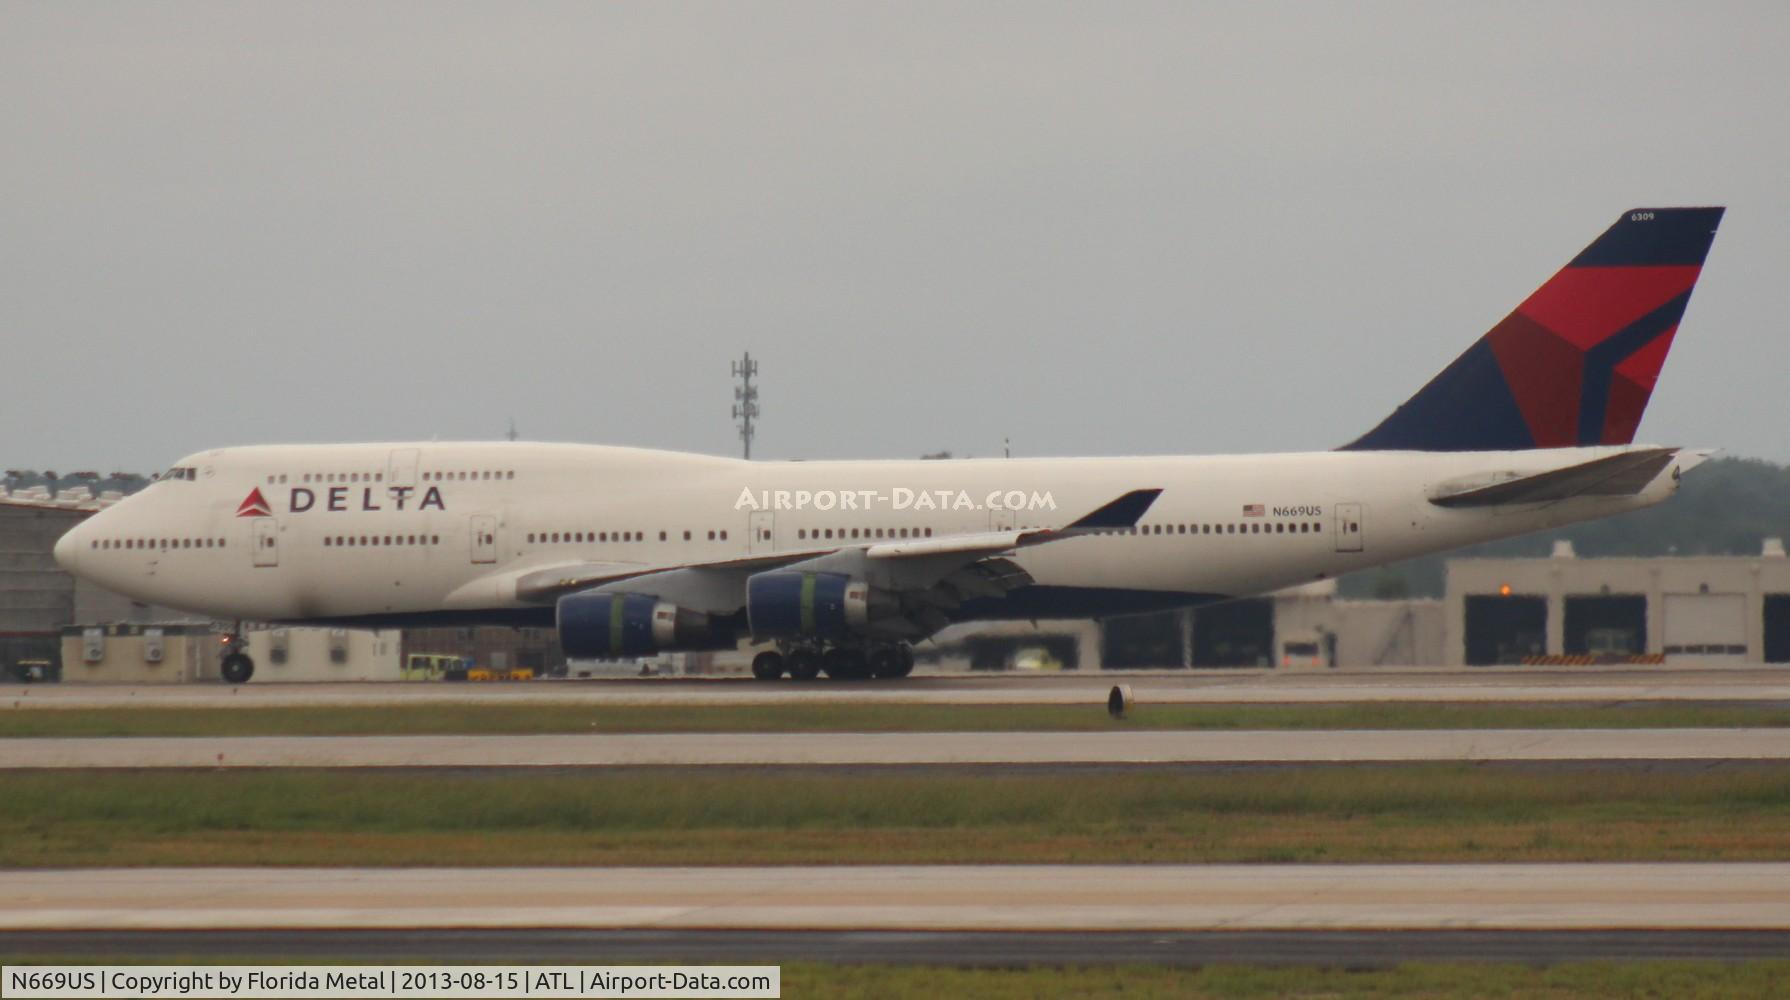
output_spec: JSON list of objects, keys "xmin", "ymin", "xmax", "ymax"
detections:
[
  {"xmin": 219, "ymin": 627, "xmax": 255, "ymax": 684},
  {"xmin": 751, "ymin": 642, "xmax": 914, "ymax": 682}
]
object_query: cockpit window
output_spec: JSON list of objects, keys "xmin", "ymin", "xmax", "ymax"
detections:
[{"xmin": 159, "ymin": 466, "xmax": 197, "ymax": 482}]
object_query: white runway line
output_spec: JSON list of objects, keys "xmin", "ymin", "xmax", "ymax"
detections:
[
  {"xmin": 4, "ymin": 728, "xmax": 1790, "ymax": 768},
  {"xmin": 5, "ymin": 864, "xmax": 1788, "ymax": 931}
]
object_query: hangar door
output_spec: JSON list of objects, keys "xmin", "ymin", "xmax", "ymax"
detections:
[
  {"xmin": 1564, "ymin": 595, "xmax": 1647, "ymax": 656},
  {"xmin": 1766, "ymin": 595, "xmax": 1790, "ymax": 664},
  {"xmin": 1192, "ymin": 599, "xmax": 1274, "ymax": 667},
  {"xmin": 1662, "ymin": 593, "xmax": 1747, "ymax": 657},
  {"xmin": 1463, "ymin": 594, "xmax": 1546, "ymax": 666},
  {"xmin": 1103, "ymin": 612, "xmax": 1186, "ymax": 669}
]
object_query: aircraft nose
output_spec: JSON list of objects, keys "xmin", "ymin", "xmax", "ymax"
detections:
[{"xmin": 53, "ymin": 521, "xmax": 86, "ymax": 575}]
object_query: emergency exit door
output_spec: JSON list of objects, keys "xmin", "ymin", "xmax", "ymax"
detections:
[{"xmin": 1334, "ymin": 502, "xmax": 1364, "ymax": 553}]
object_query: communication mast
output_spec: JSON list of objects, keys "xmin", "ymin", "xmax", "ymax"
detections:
[{"xmin": 732, "ymin": 352, "xmax": 759, "ymax": 460}]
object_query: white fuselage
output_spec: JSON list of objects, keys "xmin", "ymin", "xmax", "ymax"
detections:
[{"xmin": 54, "ymin": 441, "xmax": 1687, "ymax": 627}]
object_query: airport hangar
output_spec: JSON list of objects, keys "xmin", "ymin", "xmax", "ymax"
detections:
[{"xmin": 6, "ymin": 488, "xmax": 1790, "ymax": 680}]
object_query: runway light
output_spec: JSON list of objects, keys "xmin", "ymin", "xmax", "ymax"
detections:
[{"xmin": 1499, "ymin": 584, "xmax": 1512, "ymax": 596}]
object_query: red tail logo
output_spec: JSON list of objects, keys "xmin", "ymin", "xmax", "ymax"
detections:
[{"xmin": 236, "ymin": 488, "xmax": 273, "ymax": 518}]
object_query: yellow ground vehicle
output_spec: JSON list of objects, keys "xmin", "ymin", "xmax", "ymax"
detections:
[{"xmin": 402, "ymin": 653, "xmax": 467, "ymax": 681}]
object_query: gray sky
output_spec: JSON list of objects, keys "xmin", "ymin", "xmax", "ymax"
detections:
[{"xmin": 4, "ymin": 2, "xmax": 1786, "ymax": 473}]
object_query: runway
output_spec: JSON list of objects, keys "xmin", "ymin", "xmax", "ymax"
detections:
[
  {"xmin": 5, "ymin": 727, "xmax": 1789, "ymax": 768},
  {"xmin": 4, "ymin": 864, "xmax": 1787, "ymax": 932},
  {"xmin": 9, "ymin": 667, "xmax": 1790, "ymax": 709}
]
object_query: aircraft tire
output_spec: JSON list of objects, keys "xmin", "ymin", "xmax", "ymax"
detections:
[
  {"xmin": 751, "ymin": 651, "xmax": 785, "ymax": 681},
  {"xmin": 868, "ymin": 647, "xmax": 904, "ymax": 679},
  {"xmin": 220, "ymin": 653, "xmax": 255, "ymax": 685},
  {"xmin": 822, "ymin": 647, "xmax": 870, "ymax": 681},
  {"xmin": 786, "ymin": 649, "xmax": 822, "ymax": 681}
]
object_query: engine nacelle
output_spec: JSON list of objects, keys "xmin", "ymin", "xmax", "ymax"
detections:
[
  {"xmin": 556, "ymin": 590, "xmax": 723, "ymax": 658},
  {"xmin": 747, "ymin": 570, "xmax": 894, "ymax": 639}
]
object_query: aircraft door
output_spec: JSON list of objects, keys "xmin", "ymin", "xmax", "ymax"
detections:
[
  {"xmin": 252, "ymin": 519, "xmax": 280, "ymax": 567},
  {"xmin": 1334, "ymin": 502, "xmax": 1364, "ymax": 553},
  {"xmin": 470, "ymin": 514, "xmax": 498, "ymax": 564},
  {"xmin": 748, "ymin": 510, "xmax": 775, "ymax": 553},
  {"xmin": 387, "ymin": 449, "xmax": 419, "ymax": 490}
]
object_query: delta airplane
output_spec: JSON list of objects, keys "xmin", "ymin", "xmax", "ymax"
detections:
[{"xmin": 53, "ymin": 207, "xmax": 1723, "ymax": 683}]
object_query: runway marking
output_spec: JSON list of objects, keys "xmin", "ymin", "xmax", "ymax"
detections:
[
  {"xmin": 3, "ymin": 728, "xmax": 1789, "ymax": 768},
  {"xmin": 4, "ymin": 864, "xmax": 1788, "ymax": 931}
]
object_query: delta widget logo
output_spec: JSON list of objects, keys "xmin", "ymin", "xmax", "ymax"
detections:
[{"xmin": 236, "ymin": 488, "xmax": 273, "ymax": 518}]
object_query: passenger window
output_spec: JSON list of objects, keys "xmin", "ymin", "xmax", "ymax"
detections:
[
  {"xmin": 683, "ymin": 530, "xmax": 692, "ymax": 541},
  {"xmin": 719, "ymin": 530, "xmax": 727, "ymax": 541}
]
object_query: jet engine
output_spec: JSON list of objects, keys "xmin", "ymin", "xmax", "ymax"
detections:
[
  {"xmin": 556, "ymin": 590, "xmax": 729, "ymax": 658},
  {"xmin": 745, "ymin": 570, "xmax": 899, "ymax": 639}
]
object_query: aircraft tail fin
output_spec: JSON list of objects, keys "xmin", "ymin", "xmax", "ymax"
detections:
[{"xmin": 1342, "ymin": 207, "xmax": 1724, "ymax": 452}]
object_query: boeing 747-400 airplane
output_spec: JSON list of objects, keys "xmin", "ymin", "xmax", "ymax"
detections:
[{"xmin": 52, "ymin": 207, "xmax": 1724, "ymax": 682}]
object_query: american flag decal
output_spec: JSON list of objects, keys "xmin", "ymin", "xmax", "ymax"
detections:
[{"xmin": 1242, "ymin": 504, "xmax": 1265, "ymax": 517}]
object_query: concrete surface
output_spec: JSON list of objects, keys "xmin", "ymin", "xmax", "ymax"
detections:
[
  {"xmin": 5, "ymin": 728, "xmax": 1790, "ymax": 768},
  {"xmin": 4, "ymin": 864, "xmax": 1787, "ymax": 931},
  {"xmin": 10, "ymin": 726, "xmax": 1790, "ymax": 765},
  {"xmin": 7, "ymin": 667, "xmax": 1790, "ymax": 709}
]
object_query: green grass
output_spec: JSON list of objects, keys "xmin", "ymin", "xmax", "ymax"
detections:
[
  {"xmin": 4, "ymin": 764, "xmax": 1788, "ymax": 866},
  {"xmin": 3, "ymin": 700, "xmax": 1788, "ymax": 737},
  {"xmin": 2, "ymin": 960, "xmax": 1786, "ymax": 998}
]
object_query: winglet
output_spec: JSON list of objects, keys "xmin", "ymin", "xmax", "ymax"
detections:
[{"xmin": 1065, "ymin": 489, "xmax": 1163, "ymax": 530}]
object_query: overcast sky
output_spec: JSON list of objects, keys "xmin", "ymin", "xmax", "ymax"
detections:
[{"xmin": 3, "ymin": 2, "xmax": 1785, "ymax": 473}]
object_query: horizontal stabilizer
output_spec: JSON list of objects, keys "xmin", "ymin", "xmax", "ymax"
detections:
[{"xmin": 1428, "ymin": 447, "xmax": 1680, "ymax": 508}]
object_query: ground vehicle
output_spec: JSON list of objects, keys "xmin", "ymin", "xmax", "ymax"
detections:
[{"xmin": 401, "ymin": 653, "xmax": 466, "ymax": 681}]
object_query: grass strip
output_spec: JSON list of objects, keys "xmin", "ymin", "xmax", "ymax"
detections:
[
  {"xmin": 4, "ymin": 764, "xmax": 1788, "ymax": 866},
  {"xmin": 3, "ymin": 700, "xmax": 1788, "ymax": 737}
]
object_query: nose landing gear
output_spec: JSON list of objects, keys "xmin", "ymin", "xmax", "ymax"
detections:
[{"xmin": 219, "ymin": 628, "xmax": 255, "ymax": 684}]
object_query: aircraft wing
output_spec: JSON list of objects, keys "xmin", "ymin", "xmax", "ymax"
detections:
[
  {"xmin": 1427, "ymin": 447, "xmax": 1693, "ymax": 508},
  {"xmin": 509, "ymin": 488, "xmax": 1162, "ymax": 614}
]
